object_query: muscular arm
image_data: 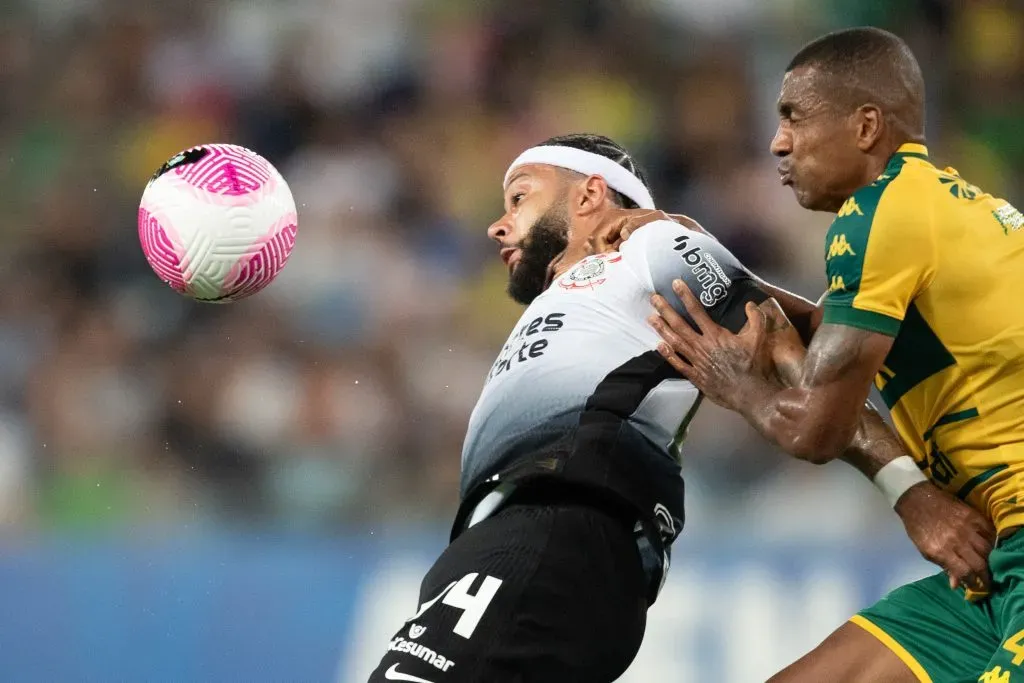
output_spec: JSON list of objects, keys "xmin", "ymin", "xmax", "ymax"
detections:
[
  {"xmin": 631, "ymin": 218, "xmax": 885, "ymax": 463},
  {"xmin": 755, "ymin": 300, "xmax": 996, "ymax": 593},
  {"xmin": 758, "ymin": 300, "xmax": 901, "ymax": 474},
  {"xmin": 738, "ymin": 320, "xmax": 893, "ymax": 463},
  {"xmin": 777, "ymin": 323, "xmax": 892, "ymax": 462},
  {"xmin": 750, "ymin": 278, "xmax": 824, "ymax": 346}
]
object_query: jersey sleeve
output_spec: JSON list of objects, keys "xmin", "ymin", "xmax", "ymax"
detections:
[
  {"xmin": 620, "ymin": 220, "xmax": 767, "ymax": 333},
  {"xmin": 821, "ymin": 180, "xmax": 937, "ymax": 337}
]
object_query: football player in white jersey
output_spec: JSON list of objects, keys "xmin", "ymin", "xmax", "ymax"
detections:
[{"xmin": 367, "ymin": 133, "xmax": 968, "ymax": 683}]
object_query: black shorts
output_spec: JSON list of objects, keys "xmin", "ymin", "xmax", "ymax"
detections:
[{"xmin": 366, "ymin": 493, "xmax": 649, "ymax": 683}]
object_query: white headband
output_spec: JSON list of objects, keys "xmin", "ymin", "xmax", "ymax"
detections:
[{"xmin": 503, "ymin": 145, "xmax": 655, "ymax": 209}]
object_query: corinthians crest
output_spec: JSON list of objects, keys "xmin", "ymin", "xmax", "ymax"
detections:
[{"xmin": 559, "ymin": 253, "xmax": 622, "ymax": 290}]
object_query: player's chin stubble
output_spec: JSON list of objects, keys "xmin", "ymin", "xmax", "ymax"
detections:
[{"xmin": 507, "ymin": 205, "xmax": 569, "ymax": 306}]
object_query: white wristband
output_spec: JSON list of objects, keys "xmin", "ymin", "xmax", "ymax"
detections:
[{"xmin": 873, "ymin": 455, "xmax": 928, "ymax": 507}]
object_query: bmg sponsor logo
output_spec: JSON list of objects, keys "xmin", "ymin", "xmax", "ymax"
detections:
[{"xmin": 672, "ymin": 236, "xmax": 731, "ymax": 307}]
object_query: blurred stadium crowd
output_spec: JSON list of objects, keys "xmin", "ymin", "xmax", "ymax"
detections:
[{"xmin": 0, "ymin": 0, "xmax": 1020, "ymax": 537}]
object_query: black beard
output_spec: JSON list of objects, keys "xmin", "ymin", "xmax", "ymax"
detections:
[{"xmin": 507, "ymin": 205, "xmax": 569, "ymax": 305}]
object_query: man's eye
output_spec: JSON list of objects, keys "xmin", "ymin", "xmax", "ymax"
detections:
[{"xmin": 511, "ymin": 192, "xmax": 525, "ymax": 207}]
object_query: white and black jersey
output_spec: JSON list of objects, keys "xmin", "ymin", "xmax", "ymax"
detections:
[{"xmin": 455, "ymin": 220, "xmax": 767, "ymax": 550}]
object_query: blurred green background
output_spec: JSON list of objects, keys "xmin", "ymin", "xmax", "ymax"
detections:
[{"xmin": 0, "ymin": 0, "xmax": 1019, "ymax": 680}]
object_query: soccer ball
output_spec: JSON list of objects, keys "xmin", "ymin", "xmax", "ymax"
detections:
[{"xmin": 138, "ymin": 143, "xmax": 298, "ymax": 302}]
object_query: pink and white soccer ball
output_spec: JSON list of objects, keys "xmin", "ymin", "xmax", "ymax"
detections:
[{"xmin": 138, "ymin": 143, "xmax": 298, "ymax": 302}]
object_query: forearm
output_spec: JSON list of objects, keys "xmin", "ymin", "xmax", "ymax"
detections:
[
  {"xmin": 755, "ymin": 311, "xmax": 888, "ymax": 465},
  {"xmin": 842, "ymin": 402, "xmax": 905, "ymax": 479},
  {"xmin": 750, "ymin": 276, "xmax": 821, "ymax": 344},
  {"xmin": 719, "ymin": 331, "xmax": 834, "ymax": 459},
  {"xmin": 733, "ymin": 372, "xmax": 858, "ymax": 464},
  {"xmin": 767, "ymin": 330, "xmax": 927, "ymax": 506},
  {"xmin": 730, "ymin": 375, "xmax": 806, "ymax": 454}
]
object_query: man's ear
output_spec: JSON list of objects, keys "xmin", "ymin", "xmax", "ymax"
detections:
[
  {"xmin": 573, "ymin": 175, "xmax": 612, "ymax": 217},
  {"xmin": 855, "ymin": 104, "xmax": 884, "ymax": 152}
]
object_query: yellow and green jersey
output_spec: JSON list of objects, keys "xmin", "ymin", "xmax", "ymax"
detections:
[{"xmin": 823, "ymin": 143, "xmax": 1024, "ymax": 534}]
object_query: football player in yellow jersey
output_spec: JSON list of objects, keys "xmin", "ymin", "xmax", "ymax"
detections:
[{"xmin": 633, "ymin": 26, "xmax": 1024, "ymax": 683}]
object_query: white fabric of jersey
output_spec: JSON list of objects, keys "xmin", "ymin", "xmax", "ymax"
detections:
[{"xmin": 460, "ymin": 220, "xmax": 755, "ymax": 496}]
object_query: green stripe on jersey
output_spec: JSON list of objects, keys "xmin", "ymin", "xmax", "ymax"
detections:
[
  {"xmin": 822, "ymin": 154, "xmax": 910, "ymax": 311},
  {"xmin": 957, "ymin": 465, "xmax": 1008, "ymax": 500},
  {"xmin": 923, "ymin": 408, "xmax": 980, "ymax": 443}
]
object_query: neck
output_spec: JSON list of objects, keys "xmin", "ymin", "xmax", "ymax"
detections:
[
  {"xmin": 841, "ymin": 137, "xmax": 917, "ymax": 208},
  {"xmin": 867, "ymin": 139, "xmax": 904, "ymax": 178},
  {"xmin": 860, "ymin": 153, "xmax": 891, "ymax": 187},
  {"xmin": 543, "ymin": 207, "xmax": 625, "ymax": 288},
  {"xmin": 868, "ymin": 133, "xmax": 925, "ymax": 178}
]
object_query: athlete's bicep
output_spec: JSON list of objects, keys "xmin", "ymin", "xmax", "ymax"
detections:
[
  {"xmin": 754, "ymin": 302, "xmax": 890, "ymax": 409},
  {"xmin": 798, "ymin": 322, "xmax": 894, "ymax": 423},
  {"xmin": 625, "ymin": 220, "xmax": 766, "ymax": 333}
]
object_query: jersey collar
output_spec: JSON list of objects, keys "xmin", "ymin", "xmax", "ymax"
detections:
[{"xmin": 894, "ymin": 142, "xmax": 929, "ymax": 161}]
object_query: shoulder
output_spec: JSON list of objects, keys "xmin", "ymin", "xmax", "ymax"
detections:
[
  {"xmin": 620, "ymin": 219, "xmax": 727, "ymax": 262},
  {"xmin": 620, "ymin": 219, "xmax": 689, "ymax": 250},
  {"xmin": 828, "ymin": 166, "xmax": 899, "ymax": 235},
  {"xmin": 621, "ymin": 219, "xmax": 754, "ymax": 309},
  {"xmin": 825, "ymin": 159, "xmax": 932, "ymax": 260}
]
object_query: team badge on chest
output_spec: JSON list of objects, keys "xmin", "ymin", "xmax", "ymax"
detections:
[{"xmin": 559, "ymin": 253, "xmax": 622, "ymax": 290}]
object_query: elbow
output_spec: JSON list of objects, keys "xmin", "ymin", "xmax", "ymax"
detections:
[
  {"xmin": 788, "ymin": 437, "xmax": 842, "ymax": 465},
  {"xmin": 777, "ymin": 422, "xmax": 848, "ymax": 465},
  {"xmin": 759, "ymin": 388, "xmax": 856, "ymax": 464}
]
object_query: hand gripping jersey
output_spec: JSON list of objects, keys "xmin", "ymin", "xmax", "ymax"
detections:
[
  {"xmin": 455, "ymin": 220, "xmax": 767, "ymax": 553},
  {"xmin": 822, "ymin": 143, "xmax": 1024, "ymax": 534}
]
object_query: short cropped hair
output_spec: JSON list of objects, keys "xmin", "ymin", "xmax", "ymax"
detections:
[{"xmin": 787, "ymin": 27, "xmax": 926, "ymax": 137}]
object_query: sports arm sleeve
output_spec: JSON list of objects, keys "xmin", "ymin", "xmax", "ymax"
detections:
[{"xmin": 621, "ymin": 219, "xmax": 768, "ymax": 333}]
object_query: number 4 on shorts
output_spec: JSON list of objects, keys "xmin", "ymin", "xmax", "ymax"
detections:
[
  {"xmin": 444, "ymin": 573, "xmax": 503, "ymax": 639},
  {"xmin": 1003, "ymin": 628, "xmax": 1024, "ymax": 666},
  {"xmin": 408, "ymin": 573, "xmax": 503, "ymax": 640}
]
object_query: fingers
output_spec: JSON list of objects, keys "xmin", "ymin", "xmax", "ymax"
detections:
[
  {"xmin": 650, "ymin": 294, "xmax": 700, "ymax": 344},
  {"xmin": 590, "ymin": 220, "xmax": 625, "ymax": 254},
  {"xmin": 620, "ymin": 210, "xmax": 670, "ymax": 243},
  {"xmin": 963, "ymin": 516, "xmax": 995, "ymax": 592},
  {"xmin": 939, "ymin": 550, "xmax": 976, "ymax": 591},
  {"xmin": 742, "ymin": 302, "xmax": 766, "ymax": 347},
  {"xmin": 648, "ymin": 313, "xmax": 693, "ymax": 355},
  {"xmin": 955, "ymin": 509, "xmax": 995, "ymax": 590},
  {"xmin": 972, "ymin": 514, "xmax": 997, "ymax": 545},
  {"xmin": 967, "ymin": 519, "xmax": 996, "ymax": 556},
  {"xmin": 924, "ymin": 517, "xmax": 993, "ymax": 592},
  {"xmin": 649, "ymin": 294, "xmax": 704, "ymax": 380},
  {"xmin": 672, "ymin": 279, "xmax": 717, "ymax": 334},
  {"xmin": 900, "ymin": 487, "xmax": 996, "ymax": 596},
  {"xmin": 593, "ymin": 209, "xmax": 668, "ymax": 252},
  {"xmin": 954, "ymin": 543, "xmax": 992, "ymax": 592},
  {"xmin": 656, "ymin": 341, "xmax": 694, "ymax": 377}
]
